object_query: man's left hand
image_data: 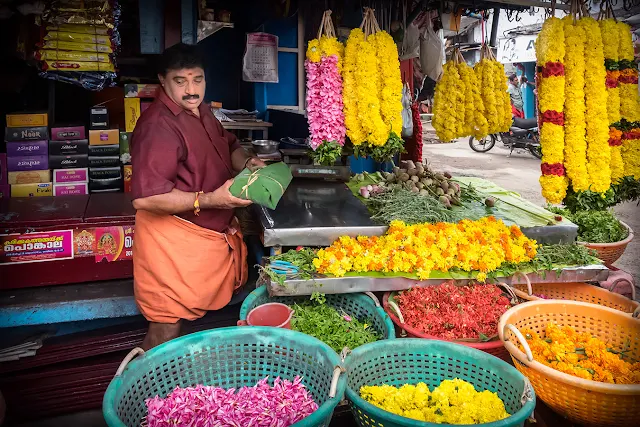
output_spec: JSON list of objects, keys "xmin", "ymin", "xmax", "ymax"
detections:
[{"xmin": 246, "ymin": 157, "xmax": 267, "ymax": 172}]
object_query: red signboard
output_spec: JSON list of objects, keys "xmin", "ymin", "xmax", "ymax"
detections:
[{"xmin": 1, "ymin": 230, "xmax": 74, "ymax": 264}]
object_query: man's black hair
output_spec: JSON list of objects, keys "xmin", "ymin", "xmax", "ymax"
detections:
[
  {"xmin": 508, "ymin": 73, "xmax": 518, "ymax": 82},
  {"xmin": 158, "ymin": 43, "xmax": 205, "ymax": 76}
]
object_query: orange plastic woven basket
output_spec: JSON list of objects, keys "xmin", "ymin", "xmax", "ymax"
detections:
[
  {"xmin": 498, "ymin": 300, "xmax": 640, "ymax": 427},
  {"xmin": 508, "ymin": 272, "xmax": 640, "ymax": 316},
  {"xmin": 579, "ymin": 221, "xmax": 634, "ymax": 266}
]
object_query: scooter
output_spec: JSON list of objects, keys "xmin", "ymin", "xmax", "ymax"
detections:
[{"xmin": 468, "ymin": 117, "xmax": 542, "ymax": 159}]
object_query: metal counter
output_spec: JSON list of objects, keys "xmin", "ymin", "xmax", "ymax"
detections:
[
  {"xmin": 255, "ymin": 179, "xmax": 386, "ymax": 247},
  {"xmin": 267, "ymin": 265, "xmax": 610, "ymax": 296}
]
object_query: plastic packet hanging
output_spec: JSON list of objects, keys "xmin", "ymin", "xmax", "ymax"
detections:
[
  {"xmin": 41, "ymin": 39, "xmax": 113, "ymax": 53},
  {"xmin": 37, "ymin": 49, "xmax": 111, "ymax": 63},
  {"xmin": 45, "ymin": 30, "xmax": 112, "ymax": 46},
  {"xmin": 38, "ymin": 70, "xmax": 117, "ymax": 91},
  {"xmin": 47, "ymin": 23, "xmax": 111, "ymax": 36},
  {"xmin": 42, "ymin": 60, "xmax": 115, "ymax": 72}
]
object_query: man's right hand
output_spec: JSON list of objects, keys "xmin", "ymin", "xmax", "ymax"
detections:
[{"xmin": 203, "ymin": 179, "xmax": 252, "ymax": 209}]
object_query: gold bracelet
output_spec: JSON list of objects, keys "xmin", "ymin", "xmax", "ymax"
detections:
[{"xmin": 194, "ymin": 191, "xmax": 204, "ymax": 216}]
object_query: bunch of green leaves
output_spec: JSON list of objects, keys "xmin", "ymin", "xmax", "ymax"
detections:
[
  {"xmin": 498, "ymin": 244, "xmax": 602, "ymax": 278},
  {"xmin": 549, "ymin": 207, "xmax": 628, "ymax": 243},
  {"xmin": 368, "ymin": 132, "xmax": 406, "ymax": 163},
  {"xmin": 309, "ymin": 141, "xmax": 343, "ymax": 166},
  {"xmin": 290, "ymin": 294, "xmax": 381, "ymax": 353},
  {"xmin": 612, "ymin": 176, "xmax": 640, "ymax": 206},
  {"xmin": 261, "ymin": 248, "xmax": 318, "ymax": 285},
  {"xmin": 562, "ymin": 186, "xmax": 617, "ymax": 212},
  {"xmin": 367, "ymin": 188, "xmax": 467, "ymax": 225}
]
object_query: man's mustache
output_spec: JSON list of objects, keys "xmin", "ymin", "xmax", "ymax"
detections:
[{"xmin": 182, "ymin": 94, "xmax": 200, "ymax": 101}]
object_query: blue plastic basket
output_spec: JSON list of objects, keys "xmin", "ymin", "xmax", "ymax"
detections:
[
  {"xmin": 344, "ymin": 339, "xmax": 536, "ymax": 427},
  {"xmin": 103, "ymin": 327, "xmax": 346, "ymax": 427},
  {"xmin": 240, "ymin": 286, "xmax": 396, "ymax": 343}
]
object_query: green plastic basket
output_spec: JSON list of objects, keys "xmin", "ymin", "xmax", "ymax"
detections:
[
  {"xmin": 103, "ymin": 327, "xmax": 346, "ymax": 427},
  {"xmin": 344, "ymin": 339, "xmax": 536, "ymax": 427},
  {"xmin": 240, "ymin": 286, "xmax": 396, "ymax": 341}
]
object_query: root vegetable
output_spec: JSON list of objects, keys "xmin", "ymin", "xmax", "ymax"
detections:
[
  {"xmin": 444, "ymin": 171, "xmax": 452, "ymax": 179},
  {"xmin": 411, "ymin": 186, "xmax": 420, "ymax": 194},
  {"xmin": 419, "ymin": 189, "xmax": 429, "ymax": 196},
  {"xmin": 399, "ymin": 173, "xmax": 410, "ymax": 182},
  {"xmin": 439, "ymin": 195, "xmax": 451, "ymax": 208},
  {"xmin": 408, "ymin": 168, "xmax": 418, "ymax": 176},
  {"xmin": 440, "ymin": 181, "xmax": 449, "ymax": 192},
  {"xmin": 436, "ymin": 188, "xmax": 445, "ymax": 196},
  {"xmin": 366, "ymin": 185, "xmax": 373, "ymax": 192},
  {"xmin": 447, "ymin": 188, "xmax": 456, "ymax": 196},
  {"xmin": 411, "ymin": 175, "xmax": 420, "ymax": 183},
  {"xmin": 416, "ymin": 182, "xmax": 425, "ymax": 190},
  {"xmin": 485, "ymin": 197, "xmax": 496, "ymax": 207}
]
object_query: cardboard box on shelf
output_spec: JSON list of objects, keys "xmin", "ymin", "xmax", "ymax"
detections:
[
  {"xmin": 50, "ymin": 125, "xmax": 86, "ymax": 141},
  {"xmin": 53, "ymin": 168, "xmax": 88, "ymax": 184},
  {"xmin": 124, "ymin": 83, "xmax": 160, "ymax": 98},
  {"xmin": 0, "ymin": 154, "xmax": 6, "ymax": 185},
  {"xmin": 49, "ymin": 139, "xmax": 89, "ymax": 156},
  {"xmin": 53, "ymin": 182, "xmax": 89, "ymax": 196},
  {"xmin": 4, "ymin": 126, "xmax": 49, "ymax": 141},
  {"xmin": 89, "ymin": 176, "xmax": 122, "ymax": 192},
  {"xmin": 8, "ymin": 170, "xmax": 51, "ymax": 185},
  {"xmin": 88, "ymin": 144, "xmax": 119, "ymax": 156},
  {"xmin": 7, "ymin": 155, "xmax": 48, "ymax": 172},
  {"xmin": 89, "ymin": 107, "xmax": 109, "ymax": 129},
  {"xmin": 6, "ymin": 112, "xmax": 48, "ymax": 127},
  {"xmin": 48, "ymin": 154, "xmax": 89, "ymax": 169},
  {"xmin": 11, "ymin": 182, "xmax": 53, "ymax": 197},
  {"xmin": 124, "ymin": 98, "xmax": 141, "ymax": 132},
  {"xmin": 123, "ymin": 164, "xmax": 132, "ymax": 193},
  {"xmin": 89, "ymin": 129, "xmax": 119, "ymax": 146},
  {"xmin": 119, "ymin": 132, "xmax": 131, "ymax": 163},
  {"xmin": 89, "ymin": 156, "xmax": 120, "ymax": 168},
  {"xmin": 6, "ymin": 140, "xmax": 48, "ymax": 157},
  {"xmin": 89, "ymin": 166, "xmax": 122, "ymax": 180}
]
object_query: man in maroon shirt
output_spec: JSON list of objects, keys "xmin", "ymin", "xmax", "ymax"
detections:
[{"xmin": 130, "ymin": 44, "xmax": 265, "ymax": 349}]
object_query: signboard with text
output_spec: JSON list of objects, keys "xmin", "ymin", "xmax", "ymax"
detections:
[
  {"xmin": 498, "ymin": 35, "xmax": 537, "ymax": 64},
  {"xmin": 1, "ymin": 230, "xmax": 74, "ymax": 264}
]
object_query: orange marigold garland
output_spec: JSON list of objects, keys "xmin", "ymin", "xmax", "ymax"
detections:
[{"xmin": 536, "ymin": 17, "xmax": 568, "ymax": 203}]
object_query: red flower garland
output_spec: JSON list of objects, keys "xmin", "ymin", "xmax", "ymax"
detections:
[
  {"xmin": 411, "ymin": 101, "xmax": 423, "ymax": 161},
  {"xmin": 541, "ymin": 162, "xmax": 566, "ymax": 176},
  {"xmin": 540, "ymin": 110, "xmax": 565, "ymax": 126},
  {"xmin": 623, "ymin": 129, "xmax": 640, "ymax": 140},
  {"xmin": 539, "ymin": 62, "xmax": 565, "ymax": 78}
]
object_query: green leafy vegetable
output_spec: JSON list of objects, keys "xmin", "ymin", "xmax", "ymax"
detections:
[
  {"xmin": 290, "ymin": 295, "xmax": 381, "ymax": 352},
  {"xmin": 309, "ymin": 141, "xmax": 343, "ymax": 166},
  {"xmin": 260, "ymin": 248, "xmax": 318, "ymax": 285},
  {"xmin": 549, "ymin": 207, "xmax": 629, "ymax": 243}
]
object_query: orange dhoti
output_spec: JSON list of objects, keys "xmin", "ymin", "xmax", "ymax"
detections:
[{"xmin": 133, "ymin": 210, "xmax": 248, "ymax": 323}]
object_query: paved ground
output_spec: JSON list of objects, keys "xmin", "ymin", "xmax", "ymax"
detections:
[{"xmin": 422, "ymin": 138, "xmax": 639, "ymax": 294}]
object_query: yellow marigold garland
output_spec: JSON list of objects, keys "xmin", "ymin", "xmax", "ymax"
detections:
[
  {"xmin": 433, "ymin": 61, "xmax": 461, "ymax": 142},
  {"xmin": 343, "ymin": 29, "xmax": 367, "ymax": 145},
  {"xmin": 578, "ymin": 17, "xmax": 611, "ymax": 193},
  {"xmin": 521, "ymin": 323, "xmax": 640, "ymax": 384},
  {"xmin": 617, "ymin": 21, "xmax": 640, "ymax": 180},
  {"xmin": 562, "ymin": 18, "xmax": 589, "ymax": 191},
  {"xmin": 475, "ymin": 59, "xmax": 501, "ymax": 134},
  {"xmin": 458, "ymin": 61, "xmax": 488, "ymax": 138},
  {"xmin": 374, "ymin": 31, "xmax": 403, "ymax": 135},
  {"xmin": 493, "ymin": 60, "xmax": 513, "ymax": 132},
  {"xmin": 356, "ymin": 35, "xmax": 388, "ymax": 146},
  {"xmin": 312, "ymin": 217, "xmax": 537, "ymax": 281},
  {"xmin": 536, "ymin": 17, "xmax": 568, "ymax": 203},
  {"xmin": 600, "ymin": 18, "xmax": 625, "ymax": 183},
  {"xmin": 306, "ymin": 39, "xmax": 322, "ymax": 63}
]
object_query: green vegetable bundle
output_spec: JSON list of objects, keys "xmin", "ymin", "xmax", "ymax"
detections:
[{"xmin": 549, "ymin": 207, "xmax": 629, "ymax": 243}]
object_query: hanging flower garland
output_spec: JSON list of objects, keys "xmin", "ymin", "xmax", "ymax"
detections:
[
  {"xmin": 617, "ymin": 21, "xmax": 640, "ymax": 179},
  {"xmin": 355, "ymin": 33, "xmax": 388, "ymax": 146},
  {"xmin": 343, "ymin": 29, "xmax": 367, "ymax": 146},
  {"xmin": 492, "ymin": 60, "xmax": 513, "ymax": 132},
  {"xmin": 375, "ymin": 31, "xmax": 404, "ymax": 135},
  {"xmin": 304, "ymin": 11, "xmax": 345, "ymax": 150},
  {"xmin": 578, "ymin": 17, "xmax": 611, "ymax": 193},
  {"xmin": 600, "ymin": 18, "xmax": 625, "ymax": 183},
  {"xmin": 432, "ymin": 61, "xmax": 461, "ymax": 142},
  {"xmin": 562, "ymin": 17, "xmax": 589, "ymax": 192},
  {"xmin": 475, "ymin": 55, "xmax": 500, "ymax": 134},
  {"xmin": 536, "ymin": 17, "xmax": 568, "ymax": 204}
]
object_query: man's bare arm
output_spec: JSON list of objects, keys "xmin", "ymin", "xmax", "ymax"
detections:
[
  {"xmin": 231, "ymin": 147, "xmax": 266, "ymax": 172},
  {"xmin": 132, "ymin": 180, "xmax": 251, "ymax": 214}
]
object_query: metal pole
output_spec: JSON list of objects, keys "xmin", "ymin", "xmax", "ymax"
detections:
[{"xmin": 490, "ymin": 8, "xmax": 499, "ymax": 48}]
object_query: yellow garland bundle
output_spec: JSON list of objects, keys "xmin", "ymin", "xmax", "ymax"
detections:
[
  {"xmin": 432, "ymin": 61, "xmax": 461, "ymax": 142},
  {"xmin": 458, "ymin": 61, "xmax": 488, "ymax": 138},
  {"xmin": 578, "ymin": 17, "xmax": 611, "ymax": 193},
  {"xmin": 374, "ymin": 31, "xmax": 404, "ymax": 135},
  {"xmin": 343, "ymin": 29, "xmax": 366, "ymax": 145},
  {"xmin": 618, "ymin": 21, "xmax": 640, "ymax": 179},
  {"xmin": 492, "ymin": 60, "xmax": 513, "ymax": 132},
  {"xmin": 537, "ymin": 17, "xmax": 568, "ymax": 203},
  {"xmin": 475, "ymin": 59, "xmax": 500, "ymax": 134},
  {"xmin": 562, "ymin": 18, "xmax": 589, "ymax": 191},
  {"xmin": 600, "ymin": 18, "xmax": 625, "ymax": 183},
  {"xmin": 355, "ymin": 35, "xmax": 388, "ymax": 146}
]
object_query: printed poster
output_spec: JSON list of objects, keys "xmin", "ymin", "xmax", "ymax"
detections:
[
  {"xmin": 1, "ymin": 230, "xmax": 74, "ymax": 264},
  {"xmin": 73, "ymin": 226, "xmax": 135, "ymax": 262},
  {"xmin": 242, "ymin": 32, "xmax": 279, "ymax": 83}
]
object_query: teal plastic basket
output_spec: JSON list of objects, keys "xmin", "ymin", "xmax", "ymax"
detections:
[
  {"xmin": 103, "ymin": 327, "xmax": 346, "ymax": 427},
  {"xmin": 344, "ymin": 339, "xmax": 536, "ymax": 427},
  {"xmin": 240, "ymin": 286, "xmax": 396, "ymax": 341}
]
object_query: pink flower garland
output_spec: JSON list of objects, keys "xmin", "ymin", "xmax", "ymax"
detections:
[
  {"xmin": 305, "ymin": 55, "xmax": 346, "ymax": 149},
  {"xmin": 145, "ymin": 376, "xmax": 318, "ymax": 427}
]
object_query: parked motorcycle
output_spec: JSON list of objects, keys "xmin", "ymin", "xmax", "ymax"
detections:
[{"xmin": 468, "ymin": 117, "xmax": 542, "ymax": 159}]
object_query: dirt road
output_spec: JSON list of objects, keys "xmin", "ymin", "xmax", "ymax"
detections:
[{"xmin": 422, "ymin": 139, "xmax": 639, "ymax": 293}]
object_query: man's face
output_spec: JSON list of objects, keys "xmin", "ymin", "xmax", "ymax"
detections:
[{"xmin": 159, "ymin": 67, "xmax": 206, "ymax": 111}]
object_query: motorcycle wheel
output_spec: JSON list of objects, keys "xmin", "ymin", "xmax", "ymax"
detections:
[
  {"xmin": 469, "ymin": 135, "xmax": 496, "ymax": 153},
  {"xmin": 528, "ymin": 144, "xmax": 542, "ymax": 159}
]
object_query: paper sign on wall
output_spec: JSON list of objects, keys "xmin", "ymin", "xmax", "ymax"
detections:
[
  {"xmin": 1, "ymin": 230, "xmax": 74, "ymax": 264},
  {"xmin": 242, "ymin": 32, "xmax": 279, "ymax": 83}
]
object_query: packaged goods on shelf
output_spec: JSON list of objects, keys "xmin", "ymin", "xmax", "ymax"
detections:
[{"xmin": 5, "ymin": 126, "xmax": 49, "ymax": 141}]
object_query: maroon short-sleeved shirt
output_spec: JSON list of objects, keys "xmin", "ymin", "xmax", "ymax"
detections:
[{"xmin": 130, "ymin": 89, "xmax": 242, "ymax": 232}]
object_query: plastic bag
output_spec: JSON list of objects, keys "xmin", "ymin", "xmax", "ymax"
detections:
[
  {"xmin": 401, "ymin": 83, "xmax": 413, "ymax": 137},
  {"xmin": 420, "ymin": 20, "xmax": 444, "ymax": 82},
  {"xmin": 400, "ymin": 23, "xmax": 420, "ymax": 60}
]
